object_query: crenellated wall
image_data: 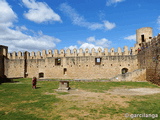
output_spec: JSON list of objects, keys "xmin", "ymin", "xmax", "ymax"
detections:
[
  {"xmin": 7, "ymin": 46, "xmax": 134, "ymax": 59},
  {"xmin": 5, "ymin": 46, "xmax": 138, "ymax": 79}
]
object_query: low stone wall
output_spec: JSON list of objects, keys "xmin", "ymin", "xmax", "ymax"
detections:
[{"xmin": 110, "ymin": 69, "xmax": 146, "ymax": 82}]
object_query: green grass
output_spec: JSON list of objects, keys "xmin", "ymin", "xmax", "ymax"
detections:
[
  {"xmin": 0, "ymin": 78, "xmax": 160, "ymax": 120},
  {"xmin": 70, "ymin": 81, "xmax": 159, "ymax": 92},
  {"xmin": 125, "ymin": 94, "xmax": 160, "ymax": 120}
]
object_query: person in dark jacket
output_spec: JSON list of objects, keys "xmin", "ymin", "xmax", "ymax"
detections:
[{"xmin": 32, "ymin": 77, "xmax": 37, "ymax": 89}]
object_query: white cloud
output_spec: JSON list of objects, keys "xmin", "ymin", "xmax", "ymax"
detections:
[
  {"xmin": 64, "ymin": 43, "xmax": 103, "ymax": 53},
  {"xmin": 64, "ymin": 45, "xmax": 78, "ymax": 51},
  {"xmin": 77, "ymin": 40, "xmax": 85, "ymax": 45},
  {"xmin": 103, "ymin": 20, "xmax": 116, "ymax": 30},
  {"xmin": 59, "ymin": 3, "xmax": 116, "ymax": 30},
  {"xmin": 87, "ymin": 36, "xmax": 96, "ymax": 42},
  {"xmin": 106, "ymin": 0, "xmax": 125, "ymax": 6},
  {"xmin": 88, "ymin": 23, "xmax": 104, "ymax": 30},
  {"xmin": 79, "ymin": 43, "xmax": 103, "ymax": 52},
  {"xmin": 0, "ymin": 0, "xmax": 17, "ymax": 27},
  {"xmin": 95, "ymin": 38, "xmax": 111, "ymax": 47},
  {"xmin": 124, "ymin": 34, "xmax": 136, "ymax": 41},
  {"xmin": 16, "ymin": 25, "xmax": 28, "ymax": 31},
  {"xmin": 86, "ymin": 36, "xmax": 111, "ymax": 48},
  {"xmin": 22, "ymin": 0, "xmax": 62, "ymax": 23},
  {"xmin": 0, "ymin": 26, "xmax": 61, "ymax": 52},
  {"xmin": 65, "ymin": 36, "xmax": 111, "ymax": 52},
  {"xmin": 0, "ymin": 0, "xmax": 61, "ymax": 52},
  {"xmin": 157, "ymin": 16, "xmax": 160, "ymax": 30}
]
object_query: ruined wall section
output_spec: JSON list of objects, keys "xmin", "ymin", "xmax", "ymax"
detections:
[
  {"xmin": 138, "ymin": 33, "xmax": 160, "ymax": 85},
  {"xmin": 6, "ymin": 46, "xmax": 138, "ymax": 79},
  {"xmin": 0, "ymin": 45, "xmax": 8, "ymax": 78}
]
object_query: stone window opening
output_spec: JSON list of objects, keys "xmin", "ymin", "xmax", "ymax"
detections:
[
  {"xmin": 122, "ymin": 68, "xmax": 128, "ymax": 74},
  {"xmin": 141, "ymin": 34, "xmax": 145, "ymax": 42},
  {"xmin": 95, "ymin": 58, "xmax": 101, "ymax": 65},
  {"xmin": 39, "ymin": 72, "xmax": 44, "ymax": 78},
  {"xmin": 63, "ymin": 68, "xmax": 67, "ymax": 75},
  {"xmin": 55, "ymin": 58, "xmax": 61, "ymax": 65}
]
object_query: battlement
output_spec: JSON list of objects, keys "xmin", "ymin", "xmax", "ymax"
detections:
[
  {"xmin": 139, "ymin": 33, "xmax": 160, "ymax": 49},
  {"xmin": 7, "ymin": 46, "xmax": 135, "ymax": 60},
  {"xmin": 0, "ymin": 45, "xmax": 8, "ymax": 56}
]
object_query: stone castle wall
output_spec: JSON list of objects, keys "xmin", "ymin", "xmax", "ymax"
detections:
[
  {"xmin": 137, "ymin": 33, "xmax": 160, "ymax": 85},
  {"xmin": 5, "ymin": 46, "xmax": 138, "ymax": 79},
  {"xmin": 0, "ymin": 45, "xmax": 8, "ymax": 78}
]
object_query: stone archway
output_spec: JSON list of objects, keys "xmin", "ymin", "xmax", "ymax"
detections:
[{"xmin": 121, "ymin": 68, "xmax": 128, "ymax": 74}]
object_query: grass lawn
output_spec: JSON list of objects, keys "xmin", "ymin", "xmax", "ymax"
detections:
[{"xmin": 0, "ymin": 78, "xmax": 160, "ymax": 120}]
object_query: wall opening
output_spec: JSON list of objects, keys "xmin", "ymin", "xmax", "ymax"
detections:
[
  {"xmin": 55, "ymin": 58, "xmax": 61, "ymax": 65},
  {"xmin": 95, "ymin": 58, "xmax": 101, "ymax": 65},
  {"xmin": 122, "ymin": 68, "xmax": 128, "ymax": 74},
  {"xmin": 39, "ymin": 72, "xmax": 44, "ymax": 78},
  {"xmin": 141, "ymin": 35, "xmax": 145, "ymax": 42},
  {"xmin": 63, "ymin": 68, "xmax": 67, "ymax": 75}
]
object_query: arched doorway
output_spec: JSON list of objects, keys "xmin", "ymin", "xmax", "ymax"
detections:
[
  {"xmin": 39, "ymin": 72, "xmax": 44, "ymax": 78},
  {"xmin": 121, "ymin": 68, "xmax": 128, "ymax": 74}
]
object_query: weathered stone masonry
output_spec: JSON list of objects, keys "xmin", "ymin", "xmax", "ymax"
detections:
[{"xmin": 5, "ymin": 47, "xmax": 138, "ymax": 79}]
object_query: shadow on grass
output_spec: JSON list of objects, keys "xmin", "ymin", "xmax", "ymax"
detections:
[
  {"xmin": 36, "ymin": 87, "xmax": 41, "ymax": 89},
  {"xmin": 0, "ymin": 77, "xmax": 15, "ymax": 84}
]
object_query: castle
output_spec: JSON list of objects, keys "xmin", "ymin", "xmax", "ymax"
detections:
[{"xmin": 0, "ymin": 27, "xmax": 160, "ymax": 84}]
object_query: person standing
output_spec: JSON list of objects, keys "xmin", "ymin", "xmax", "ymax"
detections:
[{"xmin": 32, "ymin": 77, "xmax": 37, "ymax": 89}]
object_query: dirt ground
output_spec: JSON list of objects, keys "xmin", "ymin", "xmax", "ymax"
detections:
[
  {"xmin": 45, "ymin": 88, "xmax": 160, "ymax": 120},
  {"xmin": 107, "ymin": 88, "xmax": 160, "ymax": 95}
]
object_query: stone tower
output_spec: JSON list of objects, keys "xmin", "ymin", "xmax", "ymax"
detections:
[
  {"xmin": 0, "ymin": 45, "xmax": 8, "ymax": 78},
  {"xmin": 136, "ymin": 27, "xmax": 153, "ymax": 45}
]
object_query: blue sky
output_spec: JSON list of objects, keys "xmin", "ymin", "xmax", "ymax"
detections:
[{"xmin": 0, "ymin": 0, "xmax": 160, "ymax": 52}]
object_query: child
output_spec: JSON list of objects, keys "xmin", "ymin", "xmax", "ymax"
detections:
[{"xmin": 32, "ymin": 77, "xmax": 37, "ymax": 89}]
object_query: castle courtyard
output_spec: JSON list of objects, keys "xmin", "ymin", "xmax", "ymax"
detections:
[{"xmin": 0, "ymin": 78, "xmax": 159, "ymax": 120}]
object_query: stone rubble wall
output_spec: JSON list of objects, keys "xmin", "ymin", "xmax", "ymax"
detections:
[{"xmin": 137, "ymin": 33, "xmax": 160, "ymax": 85}]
